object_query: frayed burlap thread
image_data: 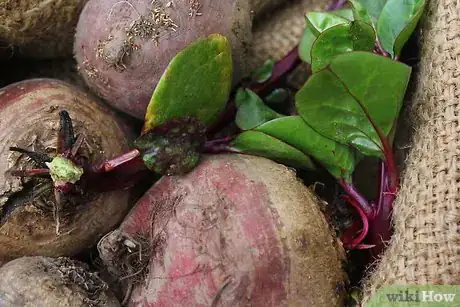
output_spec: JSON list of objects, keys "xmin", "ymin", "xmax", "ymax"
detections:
[{"xmin": 363, "ymin": 0, "xmax": 460, "ymax": 303}]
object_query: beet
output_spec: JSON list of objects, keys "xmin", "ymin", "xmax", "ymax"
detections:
[
  {"xmin": 74, "ymin": 0, "xmax": 252, "ymax": 119},
  {"xmin": 0, "ymin": 256, "xmax": 120, "ymax": 306},
  {"xmin": 0, "ymin": 79, "xmax": 136, "ymax": 262},
  {"xmin": 99, "ymin": 154, "xmax": 347, "ymax": 306}
]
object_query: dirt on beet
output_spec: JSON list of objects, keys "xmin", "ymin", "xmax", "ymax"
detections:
[{"xmin": 0, "ymin": 114, "xmax": 103, "ymax": 234}]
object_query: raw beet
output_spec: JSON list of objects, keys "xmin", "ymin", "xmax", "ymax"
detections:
[
  {"xmin": 99, "ymin": 154, "xmax": 347, "ymax": 306},
  {"xmin": 74, "ymin": 0, "xmax": 252, "ymax": 119},
  {"xmin": 0, "ymin": 78, "xmax": 136, "ymax": 262},
  {"xmin": 0, "ymin": 256, "xmax": 120, "ymax": 306}
]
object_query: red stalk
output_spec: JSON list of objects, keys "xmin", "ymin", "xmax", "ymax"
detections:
[
  {"xmin": 91, "ymin": 149, "xmax": 141, "ymax": 173},
  {"xmin": 338, "ymin": 180, "xmax": 374, "ymax": 218},
  {"xmin": 340, "ymin": 195, "xmax": 373, "ymax": 249},
  {"xmin": 10, "ymin": 168, "xmax": 50, "ymax": 177}
]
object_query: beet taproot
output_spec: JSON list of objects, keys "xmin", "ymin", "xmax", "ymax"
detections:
[
  {"xmin": 98, "ymin": 154, "xmax": 347, "ymax": 306},
  {"xmin": 0, "ymin": 0, "xmax": 89, "ymax": 58},
  {"xmin": 0, "ymin": 78, "xmax": 136, "ymax": 262},
  {"xmin": 74, "ymin": 0, "xmax": 252, "ymax": 119},
  {"xmin": 0, "ymin": 256, "xmax": 120, "ymax": 306}
]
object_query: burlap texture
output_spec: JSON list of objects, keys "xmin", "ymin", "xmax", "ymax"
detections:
[
  {"xmin": 363, "ymin": 0, "xmax": 460, "ymax": 303},
  {"xmin": 251, "ymin": 0, "xmax": 285, "ymax": 19}
]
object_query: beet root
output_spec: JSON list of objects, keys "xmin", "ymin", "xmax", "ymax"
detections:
[
  {"xmin": 74, "ymin": 0, "xmax": 252, "ymax": 119},
  {"xmin": 99, "ymin": 154, "xmax": 347, "ymax": 306},
  {"xmin": 0, "ymin": 256, "xmax": 120, "ymax": 306},
  {"xmin": 0, "ymin": 79, "xmax": 135, "ymax": 262}
]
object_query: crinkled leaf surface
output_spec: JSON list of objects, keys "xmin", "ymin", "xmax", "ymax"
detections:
[
  {"xmin": 255, "ymin": 116, "xmax": 361, "ymax": 182},
  {"xmin": 377, "ymin": 0, "xmax": 425, "ymax": 57},
  {"xmin": 144, "ymin": 34, "xmax": 233, "ymax": 131},
  {"xmin": 295, "ymin": 52, "xmax": 411, "ymax": 157},
  {"xmin": 251, "ymin": 59, "xmax": 275, "ymax": 83},
  {"xmin": 134, "ymin": 117, "xmax": 206, "ymax": 176},
  {"xmin": 310, "ymin": 21, "xmax": 375, "ymax": 72},
  {"xmin": 231, "ymin": 131, "xmax": 315, "ymax": 170},
  {"xmin": 235, "ymin": 88, "xmax": 282, "ymax": 130}
]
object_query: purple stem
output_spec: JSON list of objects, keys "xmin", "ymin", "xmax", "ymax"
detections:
[
  {"xmin": 338, "ymin": 180, "xmax": 374, "ymax": 218},
  {"xmin": 326, "ymin": 0, "xmax": 348, "ymax": 11},
  {"xmin": 340, "ymin": 195, "xmax": 372, "ymax": 249}
]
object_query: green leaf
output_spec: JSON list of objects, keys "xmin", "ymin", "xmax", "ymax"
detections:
[
  {"xmin": 349, "ymin": 0, "xmax": 373, "ymax": 26},
  {"xmin": 333, "ymin": 9, "xmax": 355, "ymax": 21},
  {"xmin": 354, "ymin": 0, "xmax": 388, "ymax": 27},
  {"xmin": 300, "ymin": 12, "xmax": 354, "ymax": 64},
  {"xmin": 306, "ymin": 12, "xmax": 350, "ymax": 36},
  {"xmin": 265, "ymin": 88, "xmax": 290, "ymax": 105},
  {"xmin": 295, "ymin": 52, "xmax": 411, "ymax": 157},
  {"xmin": 231, "ymin": 131, "xmax": 316, "ymax": 170},
  {"xmin": 310, "ymin": 21, "xmax": 375, "ymax": 72},
  {"xmin": 251, "ymin": 59, "xmax": 275, "ymax": 83},
  {"xmin": 255, "ymin": 116, "xmax": 361, "ymax": 182},
  {"xmin": 299, "ymin": 27, "xmax": 317, "ymax": 63},
  {"xmin": 144, "ymin": 34, "xmax": 233, "ymax": 131},
  {"xmin": 377, "ymin": 0, "xmax": 425, "ymax": 57},
  {"xmin": 235, "ymin": 88, "xmax": 282, "ymax": 130}
]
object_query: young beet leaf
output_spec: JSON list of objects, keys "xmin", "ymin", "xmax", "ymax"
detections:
[
  {"xmin": 306, "ymin": 11, "xmax": 351, "ymax": 35},
  {"xmin": 254, "ymin": 116, "xmax": 362, "ymax": 183},
  {"xmin": 143, "ymin": 34, "xmax": 233, "ymax": 132},
  {"xmin": 299, "ymin": 12, "xmax": 350, "ymax": 63},
  {"xmin": 310, "ymin": 21, "xmax": 375, "ymax": 72},
  {"xmin": 331, "ymin": 9, "xmax": 355, "ymax": 21},
  {"xmin": 251, "ymin": 59, "xmax": 276, "ymax": 84},
  {"xmin": 235, "ymin": 88, "xmax": 283, "ymax": 130},
  {"xmin": 134, "ymin": 34, "xmax": 234, "ymax": 175},
  {"xmin": 351, "ymin": 0, "xmax": 387, "ymax": 28},
  {"xmin": 348, "ymin": 0, "xmax": 372, "ymax": 25},
  {"xmin": 377, "ymin": 0, "xmax": 426, "ymax": 57},
  {"xmin": 296, "ymin": 51, "xmax": 411, "ymax": 158},
  {"xmin": 231, "ymin": 131, "xmax": 316, "ymax": 171}
]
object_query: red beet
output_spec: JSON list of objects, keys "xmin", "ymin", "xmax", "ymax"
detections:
[
  {"xmin": 0, "ymin": 79, "xmax": 136, "ymax": 262},
  {"xmin": 99, "ymin": 154, "xmax": 347, "ymax": 306}
]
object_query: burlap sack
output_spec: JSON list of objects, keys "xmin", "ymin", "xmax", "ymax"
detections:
[
  {"xmin": 363, "ymin": 0, "xmax": 460, "ymax": 302},
  {"xmin": 251, "ymin": 0, "xmax": 285, "ymax": 19}
]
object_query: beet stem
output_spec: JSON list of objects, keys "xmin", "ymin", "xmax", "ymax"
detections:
[
  {"xmin": 10, "ymin": 168, "xmax": 50, "ymax": 177},
  {"xmin": 92, "ymin": 149, "xmax": 141, "ymax": 173},
  {"xmin": 340, "ymin": 195, "xmax": 371, "ymax": 249},
  {"xmin": 367, "ymin": 156, "xmax": 398, "ymax": 257},
  {"xmin": 326, "ymin": 0, "xmax": 348, "ymax": 10},
  {"xmin": 339, "ymin": 180, "xmax": 374, "ymax": 218}
]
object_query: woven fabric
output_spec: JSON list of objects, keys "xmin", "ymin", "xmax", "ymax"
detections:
[
  {"xmin": 251, "ymin": 0, "xmax": 285, "ymax": 19},
  {"xmin": 363, "ymin": 0, "xmax": 460, "ymax": 302}
]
